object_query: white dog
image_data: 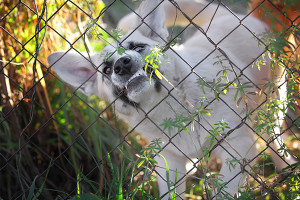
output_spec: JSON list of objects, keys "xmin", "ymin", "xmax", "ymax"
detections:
[{"xmin": 48, "ymin": 0, "xmax": 295, "ymax": 199}]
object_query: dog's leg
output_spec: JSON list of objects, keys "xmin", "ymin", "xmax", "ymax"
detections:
[
  {"xmin": 267, "ymin": 129, "xmax": 297, "ymax": 171},
  {"xmin": 213, "ymin": 131, "xmax": 257, "ymax": 197},
  {"xmin": 263, "ymin": 80, "xmax": 297, "ymax": 171},
  {"xmin": 155, "ymin": 152, "xmax": 187, "ymax": 199},
  {"xmin": 267, "ymin": 116, "xmax": 297, "ymax": 171}
]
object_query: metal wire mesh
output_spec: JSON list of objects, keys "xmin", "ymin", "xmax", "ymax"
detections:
[{"xmin": 1, "ymin": 0, "xmax": 299, "ymax": 199}]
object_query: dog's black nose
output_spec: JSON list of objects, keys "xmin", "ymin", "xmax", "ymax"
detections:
[{"xmin": 114, "ymin": 56, "xmax": 132, "ymax": 75}]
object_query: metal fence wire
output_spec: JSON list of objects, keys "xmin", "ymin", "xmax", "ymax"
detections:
[{"xmin": 0, "ymin": 0, "xmax": 299, "ymax": 199}]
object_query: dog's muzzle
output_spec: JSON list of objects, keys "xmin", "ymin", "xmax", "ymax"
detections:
[
  {"xmin": 113, "ymin": 56, "xmax": 147, "ymax": 89},
  {"xmin": 114, "ymin": 56, "xmax": 134, "ymax": 76},
  {"xmin": 112, "ymin": 55, "xmax": 161, "ymax": 105}
]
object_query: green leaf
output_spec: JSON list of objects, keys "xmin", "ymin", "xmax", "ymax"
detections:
[
  {"xmin": 148, "ymin": 158, "xmax": 158, "ymax": 164},
  {"xmin": 27, "ymin": 176, "xmax": 38, "ymax": 200},
  {"xmin": 266, "ymin": 125, "xmax": 271, "ymax": 135},
  {"xmin": 117, "ymin": 48, "xmax": 125, "ymax": 55},
  {"xmin": 137, "ymin": 160, "xmax": 145, "ymax": 168},
  {"xmin": 181, "ymin": 125, "xmax": 190, "ymax": 134},
  {"xmin": 116, "ymin": 182, "xmax": 123, "ymax": 200},
  {"xmin": 158, "ymin": 155, "xmax": 172, "ymax": 194},
  {"xmin": 144, "ymin": 63, "xmax": 149, "ymax": 73},
  {"xmin": 71, "ymin": 193, "xmax": 100, "ymax": 200},
  {"xmin": 256, "ymin": 123, "xmax": 267, "ymax": 132},
  {"xmin": 154, "ymin": 69, "xmax": 163, "ymax": 79}
]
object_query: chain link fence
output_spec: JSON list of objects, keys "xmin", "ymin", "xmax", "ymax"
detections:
[{"xmin": 1, "ymin": 0, "xmax": 299, "ymax": 199}]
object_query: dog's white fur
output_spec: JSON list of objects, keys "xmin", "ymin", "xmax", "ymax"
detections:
[{"xmin": 48, "ymin": 0, "xmax": 295, "ymax": 199}]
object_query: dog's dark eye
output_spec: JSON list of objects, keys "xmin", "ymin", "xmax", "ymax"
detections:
[
  {"xmin": 133, "ymin": 45, "xmax": 145, "ymax": 52},
  {"xmin": 130, "ymin": 44, "xmax": 146, "ymax": 53},
  {"xmin": 103, "ymin": 66, "xmax": 112, "ymax": 75}
]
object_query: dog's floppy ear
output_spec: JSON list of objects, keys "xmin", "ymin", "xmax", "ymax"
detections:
[
  {"xmin": 48, "ymin": 51, "xmax": 98, "ymax": 96},
  {"xmin": 135, "ymin": 0, "xmax": 168, "ymax": 42}
]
